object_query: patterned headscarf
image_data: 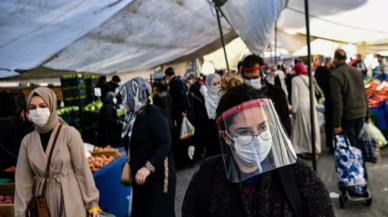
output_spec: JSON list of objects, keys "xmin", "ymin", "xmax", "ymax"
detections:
[{"xmin": 120, "ymin": 77, "xmax": 151, "ymax": 138}]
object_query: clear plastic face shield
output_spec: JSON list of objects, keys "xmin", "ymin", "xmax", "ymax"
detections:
[{"xmin": 217, "ymin": 99, "xmax": 297, "ymax": 183}]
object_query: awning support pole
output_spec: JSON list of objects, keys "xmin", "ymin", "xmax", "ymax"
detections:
[
  {"xmin": 216, "ymin": 7, "xmax": 230, "ymax": 72},
  {"xmin": 304, "ymin": 0, "xmax": 317, "ymax": 172}
]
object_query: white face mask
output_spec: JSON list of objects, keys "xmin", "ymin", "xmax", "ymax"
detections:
[
  {"xmin": 112, "ymin": 97, "xmax": 117, "ymax": 104},
  {"xmin": 244, "ymin": 78, "xmax": 262, "ymax": 90},
  {"xmin": 189, "ymin": 80, "xmax": 194, "ymax": 85},
  {"xmin": 165, "ymin": 79, "xmax": 170, "ymax": 84},
  {"xmin": 229, "ymin": 129, "xmax": 272, "ymax": 165},
  {"xmin": 29, "ymin": 108, "xmax": 51, "ymax": 127},
  {"xmin": 266, "ymin": 70, "xmax": 271, "ymax": 74}
]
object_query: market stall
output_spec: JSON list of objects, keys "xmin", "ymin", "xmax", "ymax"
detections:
[{"xmin": 92, "ymin": 148, "xmax": 131, "ymax": 217}]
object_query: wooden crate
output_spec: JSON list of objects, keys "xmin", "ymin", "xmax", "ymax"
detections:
[{"xmin": 0, "ymin": 183, "xmax": 15, "ymax": 217}]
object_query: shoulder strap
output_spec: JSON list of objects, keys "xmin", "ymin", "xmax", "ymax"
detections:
[
  {"xmin": 41, "ymin": 124, "xmax": 63, "ymax": 200},
  {"xmin": 197, "ymin": 155, "xmax": 222, "ymax": 217},
  {"xmin": 277, "ymin": 165, "xmax": 303, "ymax": 217}
]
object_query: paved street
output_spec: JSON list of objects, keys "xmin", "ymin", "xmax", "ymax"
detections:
[{"xmin": 174, "ymin": 134, "xmax": 388, "ymax": 217}]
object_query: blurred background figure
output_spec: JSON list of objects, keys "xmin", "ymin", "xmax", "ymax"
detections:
[
  {"xmin": 0, "ymin": 106, "xmax": 33, "ymax": 178},
  {"xmin": 353, "ymin": 54, "xmax": 367, "ymax": 78},
  {"xmin": 315, "ymin": 57, "xmax": 335, "ymax": 152},
  {"xmin": 376, "ymin": 54, "xmax": 388, "ymax": 80},
  {"xmin": 203, "ymin": 73, "xmax": 222, "ymax": 157},
  {"xmin": 98, "ymin": 92, "xmax": 122, "ymax": 147},
  {"xmin": 291, "ymin": 63, "xmax": 321, "ymax": 158},
  {"xmin": 164, "ymin": 67, "xmax": 192, "ymax": 168},
  {"xmin": 274, "ymin": 65, "xmax": 288, "ymax": 99},
  {"xmin": 153, "ymin": 81, "xmax": 175, "ymax": 132}
]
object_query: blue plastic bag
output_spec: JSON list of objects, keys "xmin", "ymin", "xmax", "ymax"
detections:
[{"xmin": 334, "ymin": 134, "xmax": 366, "ymax": 195}]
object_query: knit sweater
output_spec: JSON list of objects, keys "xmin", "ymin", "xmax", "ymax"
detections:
[{"xmin": 182, "ymin": 159, "xmax": 335, "ymax": 217}]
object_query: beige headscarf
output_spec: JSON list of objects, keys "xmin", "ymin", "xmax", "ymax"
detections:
[{"xmin": 27, "ymin": 87, "xmax": 67, "ymax": 133}]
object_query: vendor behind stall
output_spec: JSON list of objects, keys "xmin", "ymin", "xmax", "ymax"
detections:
[
  {"xmin": 98, "ymin": 92, "xmax": 122, "ymax": 147},
  {"xmin": 0, "ymin": 107, "xmax": 33, "ymax": 172}
]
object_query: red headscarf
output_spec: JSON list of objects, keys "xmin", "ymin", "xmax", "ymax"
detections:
[{"xmin": 294, "ymin": 63, "xmax": 308, "ymax": 76}]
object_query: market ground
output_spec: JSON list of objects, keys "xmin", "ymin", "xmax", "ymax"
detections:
[{"xmin": 174, "ymin": 133, "xmax": 388, "ymax": 217}]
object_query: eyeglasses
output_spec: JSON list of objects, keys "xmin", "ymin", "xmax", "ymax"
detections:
[{"xmin": 226, "ymin": 121, "xmax": 273, "ymax": 146}]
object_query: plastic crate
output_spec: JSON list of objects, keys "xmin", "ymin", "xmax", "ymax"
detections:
[
  {"xmin": 84, "ymin": 75, "xmax": 100, "ymax": 87},
  {"xmin": 62, "ymin": 88, "xmax": 87, "ymax": 99},
  {"xmin": 60, "ymin": 74, "xmax": 85, "ymax": 88}
]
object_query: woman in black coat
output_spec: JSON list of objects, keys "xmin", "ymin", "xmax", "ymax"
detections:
[
  {"xmin": 97, "ymin": 91, "xmax": 122, "ymax": 147},
  {"xmin": 120, "ymin": 78, "xmax": 176, "ymax": 217},
  {"xmin": 182, "ymin": 82, "xmax": 334, "ymax": 217}
]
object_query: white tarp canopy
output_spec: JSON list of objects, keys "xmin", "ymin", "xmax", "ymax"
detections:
[
  {"xmin": 0, "ymin": 0, "xmax": 282, "ymax": 79},
  {"xmin": 277, "ymin": 0, "xmax": 388, "ymax": 55}
]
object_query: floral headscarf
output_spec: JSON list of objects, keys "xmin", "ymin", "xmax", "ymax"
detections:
[{"xmin": 120, "ymin": 77, "xmax": 151, "ymax": 138}]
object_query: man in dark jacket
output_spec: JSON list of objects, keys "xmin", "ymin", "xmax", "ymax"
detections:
[
  {"xmin": 165, "ymin": 67, "xmax": 192, "ymax": 167},
  {"xmin": 315, "ymin": 58, "xmax": 334, "ymax": 151},
  {"xmin": 0, "ymin": 108, "xmax": 34, "ymax": 177},
  {"xmin": 330, "ymin": 49, "xmax": 369, "ymax": 175},
  {"xmin": 241, "ymin": 55, "xmax": 291, "ymax": 136},
  {"xmin": 352, "ymin": 54, "xmax": 367, "ymax": 78}
]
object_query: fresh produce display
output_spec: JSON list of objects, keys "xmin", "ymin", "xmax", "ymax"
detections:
[
  {"xmin": 365, "ymin": 81, "xmax": 388, "ymax": 107},
  {"xmin": 88, "ymin": 146, "xmax": 121, "ymax": 172},
  {"xmin": 0, "ymin": 195, "xmax": 13, "ymax": 204},
  {"xmin": 57, "ymin": 106, "xmax": 79, "ymax": 115},
  {"xmin": 88, "ymin": 155, "xmax": 116, "ymax": 173},
  {"xmin": 83, "ymin": 100, "xmax": 103, "ymax": 113}
]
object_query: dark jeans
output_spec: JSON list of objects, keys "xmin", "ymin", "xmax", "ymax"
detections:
[{"xmin": 342, "ymin": 118, "xmax": 368, "ymax": 180}]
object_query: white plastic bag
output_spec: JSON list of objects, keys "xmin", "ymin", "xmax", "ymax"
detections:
[
  {"xmin": 180, "ymin": 117, "xmax": 195, "ymax": 140},
  {"xmin": 359, "ymin": 123, "xmax": 387, "ymax": 148}
]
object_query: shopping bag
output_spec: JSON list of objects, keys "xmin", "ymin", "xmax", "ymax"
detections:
[
  {"xmin": 180, "ymin": 117, "xmax": 195, "ymax": 140},
  {"xmin": 334, "ymin": 134, "xmax": 366, "ymax": 195},
  {"xmin": 100, "ymin": 212, "xmax": 116, "ymax": 217},
  {"xmin": 359, "ymin": 123, "xmax": 381, "ymax": 163},
  {"xmin": 363, "ymin": 123, "xmax": 387, "ymax": 148}
]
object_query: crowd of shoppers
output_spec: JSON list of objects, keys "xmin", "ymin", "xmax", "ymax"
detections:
[{"xmin": 3, "ymin": 48, "xmax": 382, "ymax": 217}]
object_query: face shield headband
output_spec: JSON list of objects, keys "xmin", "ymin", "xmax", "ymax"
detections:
[{"xmin": 217, "ymin": 99, "xmax": 297, "ymax": 183}]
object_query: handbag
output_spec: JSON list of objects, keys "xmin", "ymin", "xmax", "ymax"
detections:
[
  {"xmin": 28, "ymin": 124, "xmax": 63, "ymax": 217},
  {"xmin": 120, "ymin": 137, "xmax": 132, "ymax": 186}
]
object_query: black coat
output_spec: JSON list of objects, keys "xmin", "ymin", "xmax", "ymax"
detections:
[
  {"xmin": 98, "ymin": 94, "xmax": 122, "ymax": 147},
  {"xmin": 169, "ymin": 76, "xmax": 191, "ymax": 117},
  {"xmin": 126, "ymin": 105, "xmax": 176, "ymax": 217},
  {"xmin": 0, "ymin": 116, "xmax": 33, "ymax": 169},
  {"xmin": 153, "ymin": 91, "xmax": 175, "ymax": 130},
  {"xmin": 261, "ymin": 81, "xmax": 292, "ymax": 136},
  {"xmin": 182, "ymin": 159, "xmax": 335, "ymax": 217}
]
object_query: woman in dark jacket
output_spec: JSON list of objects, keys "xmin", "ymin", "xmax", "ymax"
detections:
[
  {"xmin": 120, "ymin": 77, "xmax": 176, "ymax": 217},
  {"xmin": 97, "ymin": 92, "xmax": 122, "ymax": 147},
  {"xmin": 182, "ymin": 80, "xmax": 334, "ymax": 217}
]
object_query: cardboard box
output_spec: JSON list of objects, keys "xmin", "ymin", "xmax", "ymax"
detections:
[{"xmin": 0, "ymin": 183, "xmax": 15, "ymax": 217}]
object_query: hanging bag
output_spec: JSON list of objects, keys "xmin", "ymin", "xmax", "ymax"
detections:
[
  {"xmin": 120, "ymin": 137, "xmax": 132, "ymax": 186},
  {"xmin": 180, "ymin": 117, "xmax": 195, "ymax": 140},
  {"xmin": 28, "ymin": 124, "xmax": 63, "ymax": 217}
]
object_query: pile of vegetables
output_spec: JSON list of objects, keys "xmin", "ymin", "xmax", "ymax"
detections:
[
  {"xmin": 0, "ymin": 195, "xmax": 13, "ymax": 205},
  {"xmin": 57, "ymin": 106, "xmax": 79, "ymax": 115},
  {"xmin": 88, "ymin": 155, "xmax": 116, "ymax": 173},
  {"xmin": 365, "ymin": 81, "xmax": 388, "ymax": 107},
  {"xmin": 83, "ymin": 100, "xmax": 103, "ymax": 113}
]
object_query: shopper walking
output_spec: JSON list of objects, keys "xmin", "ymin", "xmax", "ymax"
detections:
[
  {"xmin": 120, "ymin": 78, "xmax": 176, "ymax": 217},
  {"xmin": 14, "ymin": 87, "xmax": 100, "ymax": 217},
  {"xmin": 315, "ymin": 58, "xmax": 335, "ymax": 151},
  {"xmin": 330, "ymin": 49, "xmax": 369, "ymax": 176},
  {"xmin": 165, "ymin": 67, "xmax": 191, "ymax": 166},
  {"xmin": 182, "ymin": 84, "xmax": 334, "ymax": 217},
  {"xmin": 203, "ymin": 73, "xmax": 222, "ymax": 157},
  {"xmin": 98, "ymin": 92, "xmax": 122, "ymax": 147},
  {"xmin": 241, "ymin": 55, "xmax": 291, "ymax": 136},
  {"xmin": 291, "ymin": 63, "xmax": 321, "ymax": 156}
]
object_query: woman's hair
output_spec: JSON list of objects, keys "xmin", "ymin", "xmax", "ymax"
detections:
[
  {"xmin": 216, "ymin": 83, "xmax": 266, "ymax": 118},
  {"xmin": 219, "ymin": 74, "xmax": 243, "ymax": 97},
  {"xmin": 157, "ymin": 80, "xmax": 168, "ymax": 92}
]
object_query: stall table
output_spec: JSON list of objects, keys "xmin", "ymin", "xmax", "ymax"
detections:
[{"xmin": 93, "ymin": 148, "xmax": 131, "ymax": 217}]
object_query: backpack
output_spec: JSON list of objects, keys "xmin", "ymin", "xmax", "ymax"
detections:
[{"xmin": 196, "ymin": 155, "xmax": 303, "ymax": 217}]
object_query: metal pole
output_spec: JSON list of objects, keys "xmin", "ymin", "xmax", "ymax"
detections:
[
  {"xmin": 216, "ymin": 7, "xmax": 230, "ymax": 72},
  {"xmin": 275, "ymin": 21, "xmax": 278, "ymax": 66},
  {"xmin": 304, "ymin": 0, "xmax": 317, "ymax": 172}
]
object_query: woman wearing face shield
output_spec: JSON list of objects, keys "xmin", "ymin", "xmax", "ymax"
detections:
[
  {"xmin": 14, "ymin": 87, "xmax": 100, "ymax": 217},
  {"xmin": 120, "ymin": 77, "xmax": 176, "ymax": 217},
  {"xmin": 182, "ymin": 79, "xmax": 334, "ymax": 217}
]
